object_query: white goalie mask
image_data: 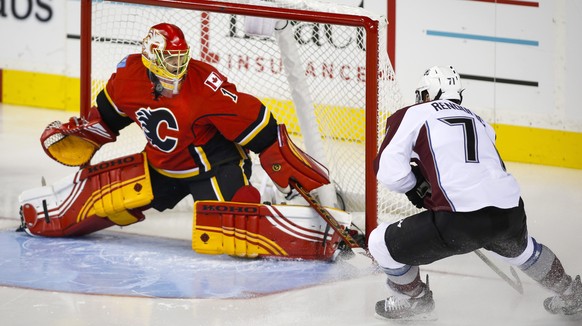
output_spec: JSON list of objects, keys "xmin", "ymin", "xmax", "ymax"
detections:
[
  {"xmin": 141, "ymin": 23, "xmax": 191, "ymax": 97},
  {"xmin": 415, "ymin": 65, "xmax": 464, "ymax": 104}
]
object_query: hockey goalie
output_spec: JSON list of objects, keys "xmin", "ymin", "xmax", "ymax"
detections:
[{"xmin": 18, "ymin": 23, "xmax": 353, "ymax": 261}]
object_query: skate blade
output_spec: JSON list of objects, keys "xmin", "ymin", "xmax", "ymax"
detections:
[{"xmin": 374, "ymin": 311, "xmax": 437, "ymax": 323}]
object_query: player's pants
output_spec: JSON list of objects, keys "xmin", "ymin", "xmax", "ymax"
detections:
[
  {"xmin": 149, "ymin": 159, "xmax": 253, "ymax": 211},
  {"xmin": 384, "ymin": 198, "xmax": 527, "ymax": 266}
]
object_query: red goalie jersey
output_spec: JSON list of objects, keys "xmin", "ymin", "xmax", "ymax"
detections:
[
  {"xmin": 26, "ymin": 23, "xmax": 331, "ymax": 249},
  {"xmin": 96, "ymin": 53, "xmax": 278, "ymax": 178}
]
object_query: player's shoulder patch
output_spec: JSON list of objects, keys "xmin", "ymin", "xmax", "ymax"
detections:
[
  {"xmin": 117, "ymin": 55, "xmax": 129, "ymax": 69},
  {"xmin": 204, "ymin": 71, "xmax": 224, "ymax": 92}
]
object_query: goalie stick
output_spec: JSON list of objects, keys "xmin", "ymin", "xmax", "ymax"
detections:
[{"xmin": 288, "ymin": 179, "xmax": 372, "ymax": 261}]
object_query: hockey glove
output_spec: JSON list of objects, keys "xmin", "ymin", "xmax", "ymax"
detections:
[
  {"xmin": 405, "ymin": 165, "xmax": 431, "ymax": 209},
  {"xmin": 40, "ymin": 108, "xmax": 117, "ymax": 166},
  {"xmin": 259, "ymin": 124, "xmax": 330, "ymax": 193}
]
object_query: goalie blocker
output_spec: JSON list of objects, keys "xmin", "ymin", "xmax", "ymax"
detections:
[
  {"xmin": 193, "ymin": 200, "xmax": 352, "ymax": 261},
  {"xmin": 259, "ymin": 124, "xmax": 330, "ymax": 193}
]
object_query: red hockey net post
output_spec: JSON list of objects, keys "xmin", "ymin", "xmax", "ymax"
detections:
[
  {"xmin": 80, "ymin": 0, "xmax": 92, "ymax": 118},
  {"xmin": 80, "ymin": 0, "xmax": 416, "ymax": 240}
]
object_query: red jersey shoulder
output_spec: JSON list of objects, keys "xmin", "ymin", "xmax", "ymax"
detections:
[
  {"xmin": 106, "ymin": 54, "xmax": 151, "ymax": 104},
  {"xmin": 112, "ymin": 54, "xmax": 146, "ymax": 78},
  {"xmin": 185, "ymin": 60, "xmax": 229, "ymax": 93}
]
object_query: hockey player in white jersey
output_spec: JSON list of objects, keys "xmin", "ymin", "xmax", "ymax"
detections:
[{"xmin": 369, "ymin": 66, "xmax": 581, "ymax": 320}]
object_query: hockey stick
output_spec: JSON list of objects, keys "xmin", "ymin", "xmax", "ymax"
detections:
[
  {"xmin": 290, "ymin": 179, "xmax": 524, "ymax": 292},
  {"xmin": 474, "ymin": 249, "xmax": 523, "ymax": 294},
  {"xmin": 288, "ymin": 179, "xmax": 372, "ymax": 260}
]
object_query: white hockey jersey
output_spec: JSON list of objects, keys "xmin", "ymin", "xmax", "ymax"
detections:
[{"xmin": 375, "ymin": 100, "xmax": 521, "ymax": 212}]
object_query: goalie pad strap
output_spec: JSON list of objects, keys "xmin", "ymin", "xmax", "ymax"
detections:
[
  {"xmin": 192, "ymin": 201, "xmax": 351, "ymax": 260},
  {"xmin": 259, "ymin": 124, "xmax": 329, "ymax": 192},
  {"xmin": 19, "ymin": 153, "xmax": 153, "ymax": 237}
]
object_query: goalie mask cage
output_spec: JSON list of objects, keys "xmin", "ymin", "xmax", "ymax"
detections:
[{"xmin": 80, "ymin": 0, "xmax": 421, "ymax": 239}]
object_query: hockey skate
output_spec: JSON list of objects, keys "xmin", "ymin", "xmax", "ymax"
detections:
[
  {"xmin": 374, "ymin": 276, "xmax": 436, "ymax": 321},
  {"xmin": 544, "ymin": 275, "xmax": 582, "ymax": 316}
]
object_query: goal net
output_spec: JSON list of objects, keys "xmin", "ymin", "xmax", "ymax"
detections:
[{"xmin": 81, "ymin": 0, "xmax": 421, "ymax": 237}]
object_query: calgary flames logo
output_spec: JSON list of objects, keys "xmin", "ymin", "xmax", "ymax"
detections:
[{"xmin": 136, "ymin": 107, "xmax": 179, "ymax": 153}]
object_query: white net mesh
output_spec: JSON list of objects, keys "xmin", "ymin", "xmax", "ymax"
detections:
[{"xmin": 87, "ymin": 0, "xmax": 421, "ymax": 230}]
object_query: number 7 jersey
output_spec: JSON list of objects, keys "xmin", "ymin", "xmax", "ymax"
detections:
[{"xmin": 374, "ymin": 99, "xmax": 521, "ymax": 212}]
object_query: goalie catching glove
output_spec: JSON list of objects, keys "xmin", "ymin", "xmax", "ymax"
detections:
[
  {"xmin": 40, "ymin": 107, "xmax": 117, "ymax": 166},
  {"xmin": 259, "ymin": 124, "xmax": 330, "ymax": 194}
]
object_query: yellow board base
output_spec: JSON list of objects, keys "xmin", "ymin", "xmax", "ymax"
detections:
[
  {"xmin": 2, "ymin": 69, "xmax": 580, "ymax": 169},
  {"xmin": 2, "ymin": 70, "xmax": 79, "ymax": 111}
]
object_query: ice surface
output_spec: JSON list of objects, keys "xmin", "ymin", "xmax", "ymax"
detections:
[
  {"xmin": 0, "ymin": 230, "xmax": 375, "ymax": 298},
  {"xmin": 1, "ymin": 104, "xmax": 581, "ymax": 326}
]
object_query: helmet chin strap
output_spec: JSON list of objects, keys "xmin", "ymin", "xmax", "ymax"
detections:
[
  {"xmin": 147, "ymin": 70, "xmax": 164, "ymax": 100},
  {"xmin": 172, "ymin": 79, "xmax": 180, "ymax": 95}
]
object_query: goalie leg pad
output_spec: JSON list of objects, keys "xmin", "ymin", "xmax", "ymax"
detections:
[
  {"xmin": 193, "ymin": 201, "xmax": 352, "ymax": 260},
  {"xmin": 19, "ymin": 153, "xmax": 153, "ymax": 237}
]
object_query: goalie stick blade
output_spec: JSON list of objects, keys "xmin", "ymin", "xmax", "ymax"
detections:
[
  {"xmin": 288, "ymin": 179, "xmax": 379, "ymax": 271},
  {"xmin": 289, "ymin": 179, "xmax": 362, "ymax": 249},
  {"xmin": 332, "ymin": 247, "xmax": 379, "ymax": 272},
  {"xmin": 289, "ymin": 180, "xmax": 380, "ymax": 272},
  {"xmin": 334, "ymin": 247, "xmax": 369, "ymax": 260}
]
